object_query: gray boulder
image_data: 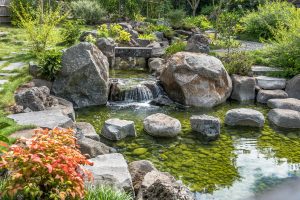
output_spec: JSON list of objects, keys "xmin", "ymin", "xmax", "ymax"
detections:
[
  {"xmin": 231, "ymin": 75, "xmax": 256, "ymax": 101},
  {"xmin": 129, "ymin": 160, "xmax": 157, "ymax": 194},
  {"xmin": 77, "ymin": 137, "xmax": 111, "ymax": 158},
  {"xmin": 8, "ymin": 109, "xmax": 74, "ymax": 129},
  {"xmin": 256, "ymin": 76, "xmax": 286, "ymax": 90},
  {"xmin": 54, "ymin": 97, "xmax": 76, "ymax": 121},
  {"xmin": 267, "ymin": 98, "xmax": 300, "ymax": 112},
  {"xmin": 268, "ymin": 109, "xmax": 300, "ymax": 129},
  {"xmin": 95, "ymin": 37, "xmax": 116, "ymax": 66},
  {"xmin": 160, "ymin": 52, "xmax": 232, "ymax": 107},
  {"xmin": 257, "ymin": 89, "xmax": 288, "ymax": 104},
  {"xmin": 101, "ymin": 118, "xmax": 136, "ymax": 141},
  {"xmin": 14, "ymin": 86, "xmax": 58, "ymax": 112},
  {"xmin": 75, "ymin": 122, "xmax": 100, "ymax": 141},
  {"xmin": 190, "ymin": 115, "xmax": 220, "ymax": 141},
  {"xmin": 52, "ymin": 42, "xmax": 109, "ymax": 108},
  {"xmin": 185, "ymin": 34, "xmax": 210, "ymax": 53},
  {"xmin": 143, "ymin": 113, "xmax": 181, "ymax": 138},
  {"xmin": 136, "ymin": 171, "xmax": 194, "ymax": 200},
  {"xmin": 148, "ymin": 58, "xmax": 165, "ymax": 77},
  {"xmin": 225, "ymin": 108, "xmax": 265, "ymax": 128},
  {"xmin": 147, "ymin": 42, "xmax": 165, "ymax": 57},
  {"xmin": 286, "ymin": 75, "xmax": 300, "ymax": 99},
  {"xmin": 84, "ymin": 153, "xmax": 134, "ymax": 193}
]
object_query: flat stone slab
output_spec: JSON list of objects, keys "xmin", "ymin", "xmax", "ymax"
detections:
[
  {"xmin": 267, "ymin": 98, "xmax": 300, "ymax": 112},
  {"xmin": 2, "ymin": 62, "xmax": 25, "ymax": 71},
  {"xmin": 268, "ymin": 109, "xmax": 300, "ymax": 129},
  {"xmin": 256, "ymin": 76, "xmax": 286, "ymax": 90},
  {"xmin": 0, "ymin": 73, "xmax": 19, "ymax": 77},
  {"xmin": 251, "ymin": 65, "xmax": 283, "ymax": 76},
  {"xmin": 84, "ymin": 153, "xmax": 134, "ymax": 193},
  {"xmin": 0, "ymin": 79, "xmax": 8, "ymax": 85},
  {"xmin": 8, "ymin": 109, "xmax": 74, "ymax": 129}
]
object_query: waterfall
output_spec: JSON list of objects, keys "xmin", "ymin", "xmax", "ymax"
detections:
[{"xmin": 123, "ymin": 85, "xmax": 153, "ymax": 102}]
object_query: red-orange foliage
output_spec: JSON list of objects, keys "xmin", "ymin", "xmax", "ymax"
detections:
[{"xmin": 0, "ymin": 128, "xmax": 93, "ymax": 199}]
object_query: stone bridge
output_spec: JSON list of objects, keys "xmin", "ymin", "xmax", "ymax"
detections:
[{"xmin": 114, "ymin": 47, "xmax": 153, "ymax": 58}]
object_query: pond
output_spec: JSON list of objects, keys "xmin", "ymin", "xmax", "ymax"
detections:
[{"xmin": 77, "ymin": 69, "xmax": 300, "ymax": 200}]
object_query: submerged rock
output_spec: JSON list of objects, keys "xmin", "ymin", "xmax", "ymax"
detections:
[
  {"xmin": 225, "ymin": 108, "xmax": 265, "ymax": 128},
  {"xmin": 286, "ymin": 74, "xmax": 300, "ymax": 99},
  {"xmin": 231, "ymin": 75, "xmax": 256, "ymax": 101},
  {"xmin": 84, "ymin": 153, "xmax": 134, "ymax": 193},
  {"xmin": 136, "ymin": 171, "xmax": 194, "ymax": 200},
  {"xmin": 52, "ymin": 42, "xmax": 109, "ymax": 108},
  {"xmin": 257, "ymin": 89, "xmax": 288, "ymax": 104},
  {"xmin": 268, "ymin": 109, "xmax": 300, "ymax": 129},
  {"xmin": 267, "ymin": 98, "xmax": 300, "ymax": 112},
  {"xmin": 143, "ymin": 113, "xmax": 181, "ymax": 138},
  {"xmin": 129, "ymin": 160, "xmax": 157, "ymax": 194},
  {"xmin": 160, "ymin": 52, "xmax": 232, "ymax": 107},
  {"xmin": 101, "ymin": 118, "xmax": 136, "ymax": 141},
  {"xmin": 190, "ymin": 115, "xmax": 221, "ymax": 141}
]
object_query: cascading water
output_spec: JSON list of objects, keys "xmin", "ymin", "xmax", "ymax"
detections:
[{"xmin": 122, "ymin": 84, "xmax": 153, "ymax": 102}]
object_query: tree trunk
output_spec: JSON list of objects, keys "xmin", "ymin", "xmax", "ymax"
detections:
[{"xmin": 192, "ymin": 8, "xmax": 196, "ymax": 17}]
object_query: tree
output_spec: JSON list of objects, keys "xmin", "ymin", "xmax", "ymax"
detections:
[{"xmin": 186, "ymin": 0, "xmax": 200, "ymax": 16}]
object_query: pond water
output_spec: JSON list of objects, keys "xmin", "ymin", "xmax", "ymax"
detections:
[{"xmin": 77, "ymin": 69, "xmax": 300, "ymax": 200}]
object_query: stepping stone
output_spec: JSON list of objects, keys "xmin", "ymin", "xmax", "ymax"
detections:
[
  {"xmin": 251, "ymin": 65, "xmax": 283, "ymax": 76},
  {"xmin": 2, "ymin": 62, "xmax": 25, "ymax": 71},
  {"xmin": 257, "ymin": 89, "xmax": 288, "ymax": 104},
  {"xmin": 268, "ymin": 109, "xmax": 300, "ymax": 129},
  {"xmin": 190, "ymin": 115, "xmax": 221, "ymax": 141},
  {"xmin": 0, "ymin": 80, "xmax": 8, "ymax": 85},
  {"xmin": 8, "ymin": 109, "xmax": 74, "ymax": 129},
  {"xmin": 256, "ymin": 76, "xmax": 286, "ymax": 90},
  {"xmin": 225, "ymin": 108, "xmax": 265, "ymax": 128},
  {"xmin": 101, "ymin": 118, "xmax": 136, "ymax": 141},
  {"xmin": 267, "ymin": 98, "xmax": 300, "ymax": 112},
  {"xmin": 0, "ymin": 73, "xmax": 18, "ymax": 77}
]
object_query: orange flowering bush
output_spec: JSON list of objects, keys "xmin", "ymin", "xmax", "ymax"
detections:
[{"xmin": 0, "ymin": 128, "xmax": 93, "ymax": 199}]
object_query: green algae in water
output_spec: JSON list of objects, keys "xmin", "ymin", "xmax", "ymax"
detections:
[{"xmin": 77, "ymin": 102, "xmax": 300, "ymax": 194}]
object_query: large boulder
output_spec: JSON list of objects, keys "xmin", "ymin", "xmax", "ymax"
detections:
[
  {"xmin": 129, "ymin": 160, "xmax": 157, "ymax": 194},
  {"xmin": 143, "ymin": 113, "xmax": 181, "ymax": 138},
  {"xmin": 52, "ymin": 42, "xmax": 109, "ymax": 108},
  {"xmin": 267, "ymin": 98, "xmax": 300, "ymax": 112},
  {"xmin": 286, "ymin": 75, "xmax": 300, "ymax": 99},
  {"xmin": 268, "ymin": 109, "xmax": 300, "ymax": 129},
  {"xmin": 101, "ymin": 118, "xmax": 136, "ymax": 141},
  {"xmin": 77, "ymin": 137, "xmax": 111, "ymax": 158},
  {"xmin": 160, "ymin": 52, "xmax": 232, "ymax": 107},
  {"xmin": 185, "ymin": 34, "xmax": 210, "ymax": 53},
  {"xmin": 190, "ymin": 115, "xmax": 220, "ymax": 141},
  {"xmin": 257, "ymin": 89, "xmax": 288, "ymax": 104},
  {"xmin": 230, "ymin": 75, "xmax": 256, "ymax": 101},
  {"xmin": 84, "ymin": 153, "xmax": 134, "ymax": 193},
  {"xmin": 225, "ymin": 108, "xmax": 265, "ymax": 128},
  {"xmin": 256, "ymin": 76, "xmax": 286, "ymax": 90},
  {"xmin": 14, "ymin": 86, "xmax": 58, "ymax": 112},
  {"xmin": 136, "ymin": 171, "xmax": 194, "ymax": 200}
]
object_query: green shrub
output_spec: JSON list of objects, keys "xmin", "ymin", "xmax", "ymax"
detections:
[
  {"xmin": 61, "ymin": 20, "xmax": 82, "ymax": 46},
  {"xmin": 166, "ymin": 9, "xmax": 186, "ymax": 28},
  {"xmin": 97, "ymin": 24, "xmax": 131, "ymax": 44},
  {"xmin": 221, "ymin": 51, "xmax": 253, "ymax": 76},
  {"xmin": 240, "ymin": 1, "xmax": 298, "ymax": 40},
  {"xmin": 183, "ymin": 15, "xmax": 213, "ymax": 30},
  {"xmin": 71, "ymin": 0, "xmax": 106, "ymax": 25},
  {"xmin": 38, "ymin": 49, "xmax": 62, "ymax": 81},
  {"xmin": 85, "ymin": 186, "xmax": 132, "ymax": 200},
  {"xmin": 165, "ymin": 41, "xmax": 187, "ymax": 56},
  {"xmin": 138, "ymin": 34, "xmax": 156, "ymax": 41}
]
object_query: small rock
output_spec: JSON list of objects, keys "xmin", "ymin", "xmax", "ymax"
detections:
[
  {"xmin": 286, "ymin": 74, "xmax": 300, "ymax": 99},
  {"xmin": 148, "ymin": 58, "xmax": 164, "ymax": 77},
  {"xmin": 257, "ymin": 89, "xmax": 288, "ymax": 104},
  {"xmin": 143, "ymin": 113, "xmax": 181, "ymax": 137},
  {"xmin": 267, "ymin": 98, "xmax": 300, "ymax": 112},
  {"xmin": 147, "ymin": 42, "xmax": 165, "ymax": 57},
  {"xmin": 84, "ymin": 153, "xmax": 134, "ymax": 193},
  {"xmin": 190, "ymin": 115, "xmax": 220, "ymax": 141},
  {"xmin": 231, "ymin": 75, "xmax": 256, "ymax": 101},
  {"xmin": 75, "ymin": 122, "xmax": 100, "ymax": 141},
  {"xmin": 256, "ymin": 76, "xmax": 286, "ymax": 90},
  {"xmin": 29, "ymin": 62, "xmax": 40, "ymax": 78},
  {"xmin": 185, "ymin": 34, "xmax": 210, "ymax": 53},
  {"xmin": 101, "ymin": 118, "xmax": 136, "ymax": 141},
  {"xmin": 150, "ymin": 95, "xmax": 174, "ymax": 107},
  {"xmin": 225, "ymin": 108, "xmax": 265, "ymax": 128},
  {"xmin": 77, "ymin": 137, "xmax": 111, "ymax": 158},
  {"xmin": 268, "ymin": 109, "xmax": 300, "ymax": 129},
  {"xmin": 129, "ymin": 160, "xmax": 157, "ymax": 195}
]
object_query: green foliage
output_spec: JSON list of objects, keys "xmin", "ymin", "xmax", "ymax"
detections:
[
  {"xmin": 165, "ymin": 41, "xmax": 187, "ymax": 56},
  {"xmin": 85, "ymin": 34, "xmax": 97, "ymax": 44},
  {"xmin": 97, "ymin": 24, "xmax": 131, "ymax": 44},
  {"xmin": 61, "ymin": 20, "xmax": 83, "ymax": 46},
  {"xmin": 222, "ymin": 51, "xmax": 253, "ymax": 76},
  {"xmin": 11, "ymin": 2, "xmax": 66, "ymax": 56},
  {"xmin": 0, "ymin": 128, "xmax": 93, "ymax": 199},
  {"xmin": 183, "ymin": 15, "xmax": 212, "ymax": 30},
  {"xmin": 85, "ymin": 186, "xmax": 132, "ymax": 200},
  {"xmin": 166, "ymin": 9, "xmax": 186, "ymax": 28},
  {"xmin": 240, "ymin": 1, "xmax": 299, "ymax": 40},
  {"xmin": 71, "ymin": 0, "xmax": 106, "ymax": 25},
  {"xmin": 138, "ymin": 34, "xmax": 156, "ymax": 41},
  {"xmin": 37, "ymin": 49, "xmax": 62, "ymax": 81}
]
